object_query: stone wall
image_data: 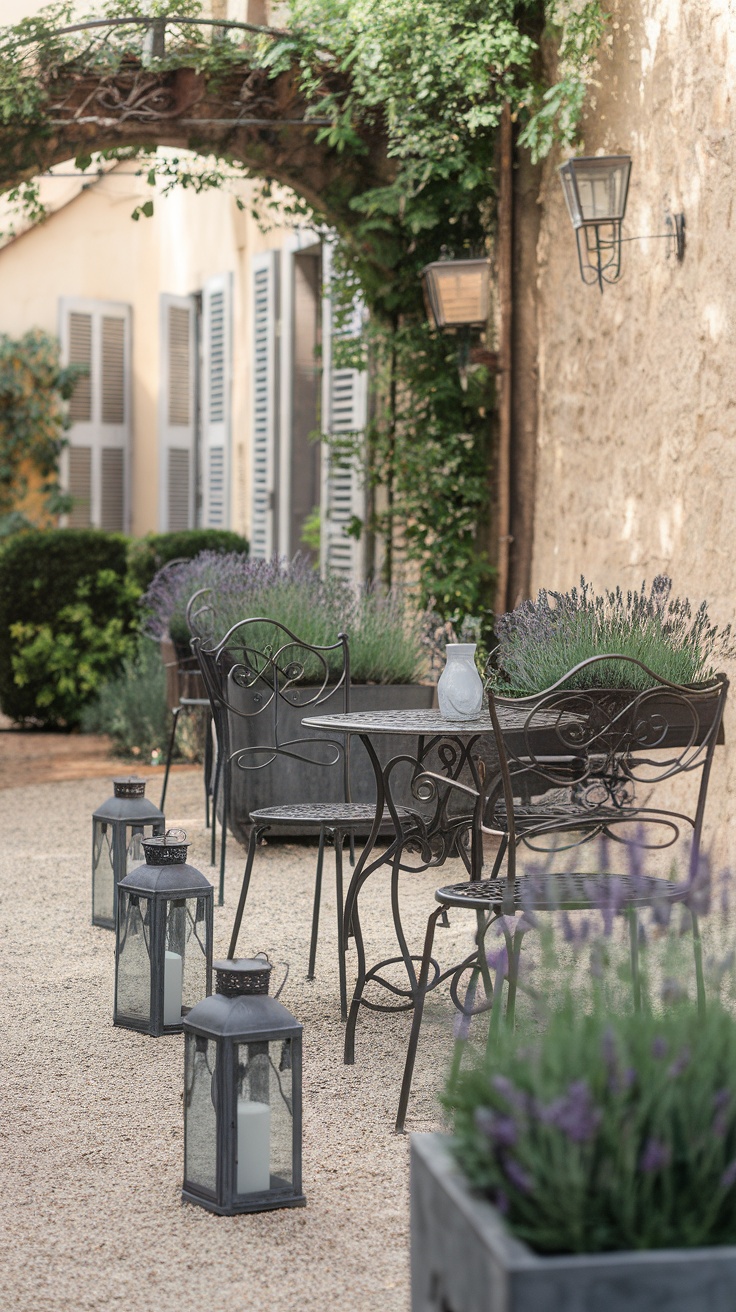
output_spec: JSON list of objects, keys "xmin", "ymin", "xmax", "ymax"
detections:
[{"xmin": 529, "ymin": 0, "xmax": 736, "ymax": 863}]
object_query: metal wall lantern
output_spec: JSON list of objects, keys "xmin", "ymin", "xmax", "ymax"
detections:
[
  {"xmin": 92, "ymin": 777, "xmax": 165, "ymax": 930},
  {"xmin": 559, "ymin": 154, "xmax": 685, "ymax": 291},
  {"xmin": 182, "ymin": 956, "xmax": 305, "ymax": 1216},
  {"xmin": 114, "ymin": 830, "xmax": 213, "ymax": 1037},
  {"xmin": 421, "ymin": 257, "xmax": 491, "ymax": 330}
]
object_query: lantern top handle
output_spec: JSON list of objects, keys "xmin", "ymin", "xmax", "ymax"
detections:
[{"xmin": 142, "ymin": 829, "xmax": 190, "ymax": 864}]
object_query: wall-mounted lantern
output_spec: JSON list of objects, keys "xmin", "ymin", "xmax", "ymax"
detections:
[
  {"xmin": 421, "ymin": 257, "xmax": 491, "ymax": 330},
  {"xmin": 559, "ymin": 154, "xmax": 685, "ymax": 291}
]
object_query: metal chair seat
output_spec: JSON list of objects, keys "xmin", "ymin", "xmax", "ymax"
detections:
[
  {"xmin": 436, "ymin": 871, "xmax": 686, "ymax": 914},
  {"xmin": 249, "ymin": 802, "xmax": 416, "ymax": 828}
]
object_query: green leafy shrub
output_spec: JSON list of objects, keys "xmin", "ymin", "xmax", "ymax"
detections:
[
  {"xmin": 0, "ymin": 328, "xmax": 82, "ymax": 521},
  {"xmin": 81, "ymin": 634, "xmax": 202, "ymax": 762},
  {"xmin": 490, "ymin": 576, "xmax": 735, "ymax": 695},
  {"xmin": 0, "ymin": 529, "xmax": 138, "ymax": 725},
  {"xmin": 127, "ymin": 529, "xmax": 248, "ymax": 592}
]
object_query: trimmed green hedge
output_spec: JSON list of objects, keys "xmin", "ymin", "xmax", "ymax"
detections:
[
  {"xmin": 0, "ymin": 529, "xmax": 138, "ymax": 726},
  {"xmin": 127, "ymin": 529, "xmax": 248, "ymax": 592}
]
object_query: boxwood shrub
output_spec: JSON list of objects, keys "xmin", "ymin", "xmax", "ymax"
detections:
[
  {"xmin": 0, "ymin": 529, "xmax": 138, "ymax": 726},
  {"xmin": 127, "ymin": 528, "xmax": 248, "ymax": 592}
]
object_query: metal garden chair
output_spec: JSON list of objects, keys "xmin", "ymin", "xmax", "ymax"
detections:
[
  {"xmin": 193, "ymin": 613, "xmax": 419, "ymax": 1021},
  {"xmin": 395, "ymin": 655, "xmax": 729, "ymax": 1131}
]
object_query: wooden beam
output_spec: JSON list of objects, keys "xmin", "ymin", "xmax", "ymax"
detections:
[{"xmin": 494, "ymin": 101, "xmax": 513, "ymax": 616}]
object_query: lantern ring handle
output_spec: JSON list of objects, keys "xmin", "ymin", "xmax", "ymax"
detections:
[{"xmin": 253, "ymin": 950, "xmax": 289, "ymax": 997}]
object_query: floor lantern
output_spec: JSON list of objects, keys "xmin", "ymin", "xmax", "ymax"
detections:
[
  {"xmin": 114, "ymin": 830, "xmax": 213, "ymax": 1037},
  {"xmin": 182, "ymin": 956, "xmax": 305, "ymax": 1215},
  {"xmin": 92, "ymin": 777, "xmax": 165, "ymax": 930}
]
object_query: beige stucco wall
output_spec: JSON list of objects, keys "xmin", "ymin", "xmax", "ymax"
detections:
[{"xmin": 531, "ymin": 0, "xmax": 736, "ymax": 862}]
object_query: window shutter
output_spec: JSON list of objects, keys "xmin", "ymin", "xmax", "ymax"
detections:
[
  {"xmin": 159, "ymin": 293, "xmax": 197, "ymax": 531},
  {"xmin": 60, "ymin": 298, "xmax": 131, "ymax": 532},
  {"xmin": 250, "ymin": 251, "xmax": 278, "ymax": 559},
  {"xmin": 201, "ymin": 274, "xmax": 232, "ymax": 529},
  {"xmin": 320, "ymin": 248, "xmax": 366, "ymax": 583}
]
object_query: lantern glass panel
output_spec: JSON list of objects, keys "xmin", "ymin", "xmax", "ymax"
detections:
[
  {"xmin": 424, "ymin": 261, "xmax": 489, "ymax": 328},
  {"xmin": 184, "ymin": 1033, "xmax": 218, "ymax": 1196},
  {"xmin": 236, "ymin": 1039, "xmax": 294, "ymax": 1194},
  {"xmin": 117, "ymin": 893, "xmax": 151, "ymax": 1022},
  {"xmin": 92, "ymin": 819, "xmax": 115, "ymax": 925},
  {"xmin": 125, "ymin": 825, "xmax": 148, "ymax": 875},
  {"xmin": 166, "ymin": 896, "xmax": 209, "ymax": 1017},
  {"xmin": 564, "ymin": 157, "xmax": 631, "ymax": 226}
]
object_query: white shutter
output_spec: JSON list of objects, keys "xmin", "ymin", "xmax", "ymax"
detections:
[
  {"xmin": 60, "ymin": 298, "xmax": 131, "ymax": 532},
  {"xmin": 320, "ymin": 247, "xmax": 366, "ymax": 583},
  {"xmin": 250, "ymin": 250, "xmax": 278, "ymax": 559},
  {"xmin": 159, "ymin": 293, "xmax": 196, "ymax": 531},
  {"xmin": 201, "ymin": 273, "xmax": 232, "ymax": 529}
]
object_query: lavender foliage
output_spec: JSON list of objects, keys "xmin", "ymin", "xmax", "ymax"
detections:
[{"xmin": 488, "ymin": 575, "xmax": 734, "ymax": 695}]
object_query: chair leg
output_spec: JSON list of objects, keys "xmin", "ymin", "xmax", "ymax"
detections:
[
  {"xmin": 691, "ymin": 910, "xmax": 706, "ymax": 1019},
  {"xmin": 504, "ymin": 924, "xmax": 524, "ymax": 1029},
  {"xmin": 210, "ymin": 750, "xmax": 222, "ymax": 868},
  {"xmin": 218, "ymin": 760, "xmax": 229, "ymax": 907},
  {"xmin": 334, "ymin": 830, "xmax": 348, "ymax": 1022},
  {"xmin": 307, "ymin": 828, "xmax": 326, "ymax": 982},
  {"xmin": 203, "ymin": 710, "xmax": 213, "ymax": 831},
  {"xmin": 439, "ymin": 909, "xmax": 450, "ymax": 928},
  {"xmin": 227, "ymin": 825, "xmax": 262, "ymax": 960},
  {"xmin": 396, "ymin": 905, "xmax": 444, "ymax": 1134},
  {"xmin": 628, "ymin": 907, "xmax": 641, "ymax": 1012},
  {"xmin": 160, "ymin": 705, "xmax": 182, "ymax": 813}
]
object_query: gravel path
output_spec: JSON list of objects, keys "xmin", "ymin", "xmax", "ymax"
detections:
[{"xmin": 1, "ymin": 768, "xmax": 473, "ymax": 1312}]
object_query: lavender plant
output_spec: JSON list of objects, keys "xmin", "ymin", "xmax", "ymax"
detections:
[
  {"xmin": 444, "ymin": 858, "xmax": 736, "ymax": 1254},
  {"xmin": 141, "ymin": 552, "xmax": 429, "ymax": 685},
  {"xmin": 489, "ymin": 576, "xmax": 734, "ymax": 695}
]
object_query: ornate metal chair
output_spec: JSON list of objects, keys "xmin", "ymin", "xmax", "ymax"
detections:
[
  {"xmin": 193, "ymin": 613, "xmax": 419, "ymax": 1021},
  {"xmin": 395, "ymin": 655, "xmax": 729, "ymax": 1131},
  {"xmin": 157, "ymin": 560, "xmax": 214, "ymax": 823}
]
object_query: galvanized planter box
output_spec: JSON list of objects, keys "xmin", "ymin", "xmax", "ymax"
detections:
[
  {"xmin": 411, "ymin": 1134, "xmax": 736, "ymax": 1312},
  {"xmin": 227, "ymin": 682, "xmax": 436, "ymax": 841}
]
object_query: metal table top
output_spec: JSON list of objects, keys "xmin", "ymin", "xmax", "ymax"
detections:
[{"xmin": 301, "ymin": 705, "xmax": 546, "ymax": 736}]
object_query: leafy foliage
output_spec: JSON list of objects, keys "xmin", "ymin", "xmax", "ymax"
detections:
[
  {"xmin": 127, "ymin": 527, "xmax": 249, "ymax": 592},
  {"xmin": 489, "ymin": 576, "xmax": 736, "ymax": 694},
  {"xmin": 81, "ymin": 632, "xmax": 199, "ymax": 762},
  {"xmin": 0, "ymin": 330, "xmax": 80, "ymax": 521},
  {"xmin": 0, "ymin": 528, "xmax": 138, "ymax": 725}
]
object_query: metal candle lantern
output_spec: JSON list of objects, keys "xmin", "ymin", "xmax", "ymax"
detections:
[
  {"xmin": 420, "ymin": 256, "xmax": 490, "ymax": 330},
  {"xmin": 114, "ymin": 830, "xmax": 213, "ymax": 1037},
  {"xmin": 182, "ymin": 957, "xmax": 305, "ymax": 1215},
  {"xmin": 559, "ymin": 154, "xmax": 632, "ymax": 289},
  {"xmin": 92, "ymin": 777, "xmax": 165, "ymax": 930}
]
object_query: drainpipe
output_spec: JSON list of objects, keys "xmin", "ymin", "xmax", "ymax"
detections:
[{"xmin": 494, "ymin": 101, "xmax": 513, "ymax": 617}]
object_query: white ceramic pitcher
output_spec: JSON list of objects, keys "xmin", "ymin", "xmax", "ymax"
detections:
[{"xmin": 437, "ymin": 643, "xmax": 484, "ymax": 720}]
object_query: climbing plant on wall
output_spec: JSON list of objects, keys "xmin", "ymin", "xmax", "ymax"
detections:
[
  {"xmin": 0, "ymin": 0, "xmax": 607, "ymax": 625},
  {"xmin": 0, "ymin": 330, "xmax": 79, "ymax": 528}
]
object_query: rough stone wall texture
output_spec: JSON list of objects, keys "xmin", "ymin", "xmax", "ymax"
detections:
[{"xmin": 530, "ymin": 0, "xmax": 736, "ymax": 864}]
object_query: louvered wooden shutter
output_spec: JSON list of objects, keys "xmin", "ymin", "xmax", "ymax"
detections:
[
  {"xmin": 250, "ymin": 251, "xmax": 278, "ymax": 559},
  {"xmin": 320, "ymin": 248, "xmax": 366, "ymax": 583},
  {"xmin": 159, "ymin": 294, "xmax": 196, "ymax": 530},
  {"xmin": 201, "ymin": 274, "xmax": 232, "ymax": 529},
  {"xmin": 60, "ymin": 298, "xmax": 131, "ymax": 532}
]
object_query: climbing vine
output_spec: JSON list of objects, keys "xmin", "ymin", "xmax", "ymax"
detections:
[{"xmin": 0, "ymin": 0, "xmax": 607, "ymax": 625}]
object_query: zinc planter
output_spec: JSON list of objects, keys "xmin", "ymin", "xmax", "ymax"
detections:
[
  {"xmin": 410, "ymin": 1134, "xmax": 736, "ymax": 1312},
  {"xmin": 226, "ymin": 682, "xmax": 436, "ymax": 841}
]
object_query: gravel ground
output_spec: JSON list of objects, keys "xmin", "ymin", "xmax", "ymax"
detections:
[{"xmin": 1, "ymin": 768, "xmax": 475, "ymax": 1312}]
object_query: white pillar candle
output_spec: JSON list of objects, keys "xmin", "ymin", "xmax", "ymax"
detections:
[
  {"xmin": 163, "ymin": 950, "xmax": 183, "ymax": 1026},
  {"xmin": 237, "ymin": 1101, "xmax": 271, "ymax": 1194}
]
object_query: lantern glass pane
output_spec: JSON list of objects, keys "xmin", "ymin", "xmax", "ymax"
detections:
[
  {"xmin": 572, "ymin": 158, "xmax": 630, "ymax": 223},
  {"xmin": 560, "ymin": 166, "xmax": 581, "ymax": 227},
  {"xmin": 117, "ymin": 893, "xmax": 151, "ymax": 1022},
  {"xmin": 125, "ymin": 825, "xmax": 148, "ymax": 876},
  {"xmin": 92, "ymin": 819, "xmax": 115, "ymax": 925},
  {"xmin": 165, "ymin": 897, "xmax": 209, "ymax": 1019},
  {"xmin": 429, "ymin": 263, "xmax": 489, "ymax": 327},
  {"xmin": 184, "ymin": 1033, "xmax": 218, "ymax": 1195},
  {"xmin": 236, "ymin": 1040, "xmax": 294, "ymax": 1194}
]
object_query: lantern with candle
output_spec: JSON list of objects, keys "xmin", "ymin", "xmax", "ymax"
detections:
[
  {"xmin": 92, "ymin": 777, "xmax": 165, "ymax": 930},
  {"xmin": 114, "ymin": 830, "xmax": 213, "ymax": 1037},
  {"xmin": 182, "ymin": 956, "xmax": 305, "ymax": 1215}
]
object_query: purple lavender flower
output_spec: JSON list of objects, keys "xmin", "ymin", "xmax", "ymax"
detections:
[
  {"xmin": 667, "ymin": 1047, "xmax": 691, "ymax": 1079},
  {"xmin": 651, "ymin": 1036, "xmax": 668, "ymax": 1060},
  {"xmin": 721, "ymin": 1160, "xmax": 736, "ymax": 1190},
  {"xmin": 713, "ymin": 1089, "xmax": 731, "ymax": 1138},
  {"xmin": 539, "ymin": 1080, "xmax": 602, "ymax": 1144},
  {"xmin": 453, "ymin": 1011, "xmax": 472, "ymax": 1041},
  {"xmin": 486, "ymin": 945, "xmax": 509, "ymax": 977},
  {"xmin": 639, "ymin": 1139, "xmax": 671, "ymax": 1173},
  {"xmin": 501, "ymin": 1155, "xmax": 533, "ymax": 1194},
  {"xmin": 491, "ymin": 1075, "xmax": 528, "ymax": 1114},
  {"xmin": 661, "ymin": 977, "xmax": 687, "ymax": 1005},
  {"xmin": 474, "ymin": 1107, "xmax": 518, "ymax": 1148},
  {"xmin": 494, "ymin": 1189, "xmax": 510, "ymax": 1216}
]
